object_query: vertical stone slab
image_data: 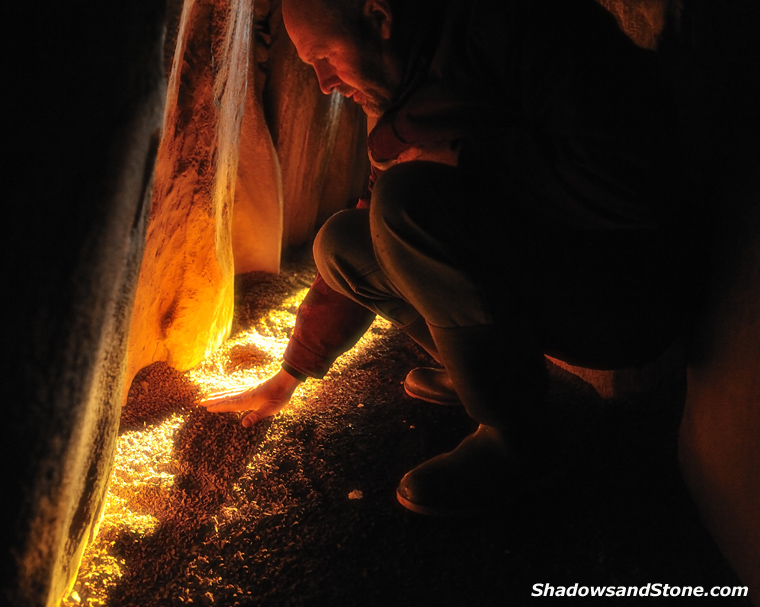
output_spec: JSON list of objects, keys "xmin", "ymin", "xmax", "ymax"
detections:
[
  {"xmin": 681, "ymin": 186, "xmax": 760, "ymax": 601},
  {"xmin": 231, "ymin": 0, "xmax": 285, "ymax": 275},
  {"xmin": 596, "ymin": 0, "xmax": 667, "ymax": 49},
  {"xmin": 674, "ymin": 1, "xmax": 760, "ymax": 599},
  {"xmin": 264, "ymin": 0, "xmax": 369, "ymax": 250},
  {"xmin": 315, "ymin": 96, "xmax": 372, "ymax": 227},
  {"xmin": 3, "ymin": 4, "xmax": 166, "ymax": 606},
  {"xmin": 127, "ymin": 0, "xmax": 253, "ymax": 385}
]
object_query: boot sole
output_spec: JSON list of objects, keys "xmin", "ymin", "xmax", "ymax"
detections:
[
  {"xmin": 396, "ymin": 465, "xmax": 564, "ymax": 518},
  {"xmin": 403, "ymin": 384, "xmax": 462, "ymax": 406},
  {"xmin": 396, "ymin": 489, "xmax": 501, "ymax": 518}
]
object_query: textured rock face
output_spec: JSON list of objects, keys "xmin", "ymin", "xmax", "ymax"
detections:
[
  {"xmin": 3, "ymin": 4, "xmax": 167, "ymax": 606},
  {"xmin": 230, "ymin": 2, "xmax": 284, "ymax": 275},
  {"xmin": 681, "ymin": 186, "xmax": 760, "ymax": 602},
  {"xmin": 126, "ymin": 0, "xmax": 253, "ymax": 384},
  {"xmin": 527, "ymin": 2, "xmax": 760, "ymax": 599},
  {"xmin": 597, "ymin": 0, "xmax": 669, "ymax": 49},
  {"xmin": 260, "ymin": 0, "xmax": 369, "ymax": 250},
  {"xmin": 127, "ymin": 0, "xmax": 369, "ymax": 382},
  {"xmin": 232, "ymin": 0, "xmax": 370, "ymax": 273},
  {"xmin": 675, "ymin": 1, "xmax": 760, "ymax": 599},
  {"xmin": 581, "ymin": 0, "xmax": 760, "ymax": 598}
]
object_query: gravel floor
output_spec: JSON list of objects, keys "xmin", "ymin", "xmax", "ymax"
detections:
[{"xmin": 63, "ymin": 263, "xmax": 749, "ymax": 607}]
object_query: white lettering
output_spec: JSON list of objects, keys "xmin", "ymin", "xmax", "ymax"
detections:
[{"xmin": 530, "ymin": 582, "xmax": 747, "ymax": 599}]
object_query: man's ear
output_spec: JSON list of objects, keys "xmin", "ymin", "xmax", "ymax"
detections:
[{"xmin": 363, "ymin": 0, "xmax": 393, "ymax": 40}]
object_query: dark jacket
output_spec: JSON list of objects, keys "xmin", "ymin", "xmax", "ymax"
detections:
[{"xmin": 282, "ymin": 0, "xmax": 684, "ymax": 380}]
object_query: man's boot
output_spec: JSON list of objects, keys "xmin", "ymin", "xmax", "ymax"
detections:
[
  {"xmin": 404, "ymin": 367, "xmax": 460, "ymax": 405},
  {"xmin": 396, "ymin": 323, "xmax": 547, "ymax": 516},
  {"xmin": 396, "ymin": 424, "xmax": 514, "ymax": 516},
  {"xmin": 400, "ymin": 315, "xmax": 460, "ymax": 405}
]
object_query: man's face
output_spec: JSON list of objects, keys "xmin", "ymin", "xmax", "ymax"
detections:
[{"xmin": 283, "ymin": 0, "xmax": 400, "ymax": 117}]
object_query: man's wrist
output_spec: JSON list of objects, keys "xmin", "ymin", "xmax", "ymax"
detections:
[{"xmin": 281, "ymin": 362, "xmax": 308, "ymax": 383}]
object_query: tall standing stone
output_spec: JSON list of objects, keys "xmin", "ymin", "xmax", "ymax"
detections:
[
  {"xmin": 231, "ymin": 0, "xmax": 285, "ymax": 275},
  {"xmin": 126, "ymin": 0, "xmax": 254, "ymax": 385},
  {"xmin": 264, "ymin": 0, "xmax": 369, "ymax": 250},
  {"xmin": 3, "ymin": 4, "xmax": 167, "ymax": 606}
]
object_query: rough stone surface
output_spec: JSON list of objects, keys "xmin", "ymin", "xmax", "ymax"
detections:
[
  {"xmin": 672, "ymin": 1, "xmax": 760, "ymax": 600},
  {"xmin": 264, "ymin": 0, "xmax": 370, "ymax": 249},
  {"xmin": 230, "ymin": 0, "xmax": 285, "ymax": 275},
  {"xmin": 597, "ymin": 0, "xmax": 670, "ymax": 49},
  {"xmin": 3, "ymin": 4, "xmax": 167, "ymax": 606},
  {"xmin": 681, "ymin": 182, "xmax": 760, "ymax": 603},
  {"xmin": 555, "ymin": 3, "xmax": 760, "ymax": 599},
  {"xmin": 126, "ymin": 0, "xmax": 253, "ymax": 385},
  {"xmin": 548, "ymin": 343, "xmax": 686, "ymax": 400}
]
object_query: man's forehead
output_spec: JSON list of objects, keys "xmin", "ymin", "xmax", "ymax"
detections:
[
  {"xmin": 283, "ymin": 0, "xmax": 329, "ymax": 20},
  {"xmin": 284, "ymin": 0, "xmax": 329, "ymax": 34},
  {"xmin": 283, "ymin": 0, "xmax": 340, "ymax": 60}
]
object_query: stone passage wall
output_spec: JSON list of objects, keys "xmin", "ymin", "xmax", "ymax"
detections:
[
  {"xmin": 127, "ymin": 0, "xmax": 369, "ymax": 386},
  {"xmin": 126, "ymin": 0, "xmax": 252, "ymax": 386},
  {"xmin": 597, "ymin": 0, "xmax": 670, "ymax": 49},
  {"xmin": 231, "ymin": 0, "xmax": 369, "ymax": 272},
  {"xmin": 230, "ymin": 0, "xmax": 285, "ymax": 275},
  {"xmin": 674, "ymin": 1, "xmax": 760, "ymax": 600},
  {"xmin": 262, "ymin": 0, "xmax": 369, "ymax": 251},
  {"xmin": 3, "ymin": 1, "xmax": 366, "ymax": 602},
  {"xmin": 567, "ymin": 1, "xmax": 760, "ymax": 600},
  {"xmin": 3, "ymin": 4, "xmax": 167, "ymax": 606}
]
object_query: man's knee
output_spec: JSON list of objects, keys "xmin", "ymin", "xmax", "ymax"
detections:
[
  {"xmin": 370, "ymin": 162, "xmax": 418, "ymax": 230},
  {"xmin": 313, "ymin": 208, "xmax": 374, "ymax": 289},
  {"xmin": 370, "ymin": 161, "xmax": 451, "ymax": 241},
  {"xmin": 314, "ymin": 209, "xmax": 351, "ymax": 272}
]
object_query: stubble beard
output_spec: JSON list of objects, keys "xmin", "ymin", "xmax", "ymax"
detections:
[
  {"xmin": 353, "ymin": 90, "xmax": 391, "ymax": 117},
  {"xmin": 353, "ymin": 41, "xmax": 400, "ymax": 118}
]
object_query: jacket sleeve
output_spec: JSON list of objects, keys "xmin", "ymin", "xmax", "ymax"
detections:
[
  {"xmin": 281, "ymin": 171, "xmax": 380, "ymax": 380},
  {"xmin": 282, "ymin": 272, "xmax": 376, "ymax": 380}
]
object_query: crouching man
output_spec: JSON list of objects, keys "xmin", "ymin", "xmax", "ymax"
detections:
[{"xmin": 203, "ymin": 0, "xmax": 700, "ymax": 516}]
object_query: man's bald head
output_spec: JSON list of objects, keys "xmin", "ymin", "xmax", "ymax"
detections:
[
  {"xmin": 282, "ymin": 0, "xmax": 402, "ymax": 117},
  {"xmin": 283, "ymin": 0, "xmax": 363, "ymax": 35}
]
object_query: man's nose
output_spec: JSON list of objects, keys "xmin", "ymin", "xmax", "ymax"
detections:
[{"xmin": 313, "ymin": 60, "xmax": 341, "ymax": 94}]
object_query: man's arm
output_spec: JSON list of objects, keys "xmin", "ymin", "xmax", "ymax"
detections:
[
  {"xmin": 200, "ymin": 174, "xmax": 377, "ymax": 425},
  {"xmin": 282, "ymin": 272, "xmax": 377, "ymax": 380},
  {"xmin": 199, "ymin": 277, "xmax": 375, "ymax": 424},
  {"xmin": 200, "ymin": 367, "xmax": 302, "ymax": 427}
]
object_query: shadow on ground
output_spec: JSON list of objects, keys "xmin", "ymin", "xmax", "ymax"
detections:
[{"xmin": 76, "ymin": 264, "xmax": 749, "ymax": 607}]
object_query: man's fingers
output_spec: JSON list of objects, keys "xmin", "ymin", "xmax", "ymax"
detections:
[
  {"xmin": 241, "ymin": 400, "xmax": 288, "ymax": 428},
  {"xmin": 200, "ymin": 387, "xmax": 243, "ymax": 399},
  {"xmin": 242, "ymin": 411, "xmax": 261, "ymax": 428},
  {"xmin": 199, "ymin": 371, "xmax": 296, "ymax": 426},
  {"xmin": 201, "ymin": 392, "xmax": 252, "ymax": 411}
]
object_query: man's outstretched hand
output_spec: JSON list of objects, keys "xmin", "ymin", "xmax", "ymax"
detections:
[{"xmin": 199, "ymin": 369, "xmax": 302, "ymax": 428}]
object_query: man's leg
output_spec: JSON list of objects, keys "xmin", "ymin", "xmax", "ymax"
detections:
[
  {"xmin": 313, "ymin": 207, "xmax": 441, "ymax": 360},
  {"xmin": 316, "ymin": 160, "xmax": 693, "ymax": 516},
  {"xmin": 367, "ymin": 161, "xmax": 549, "ymax": 515}
]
